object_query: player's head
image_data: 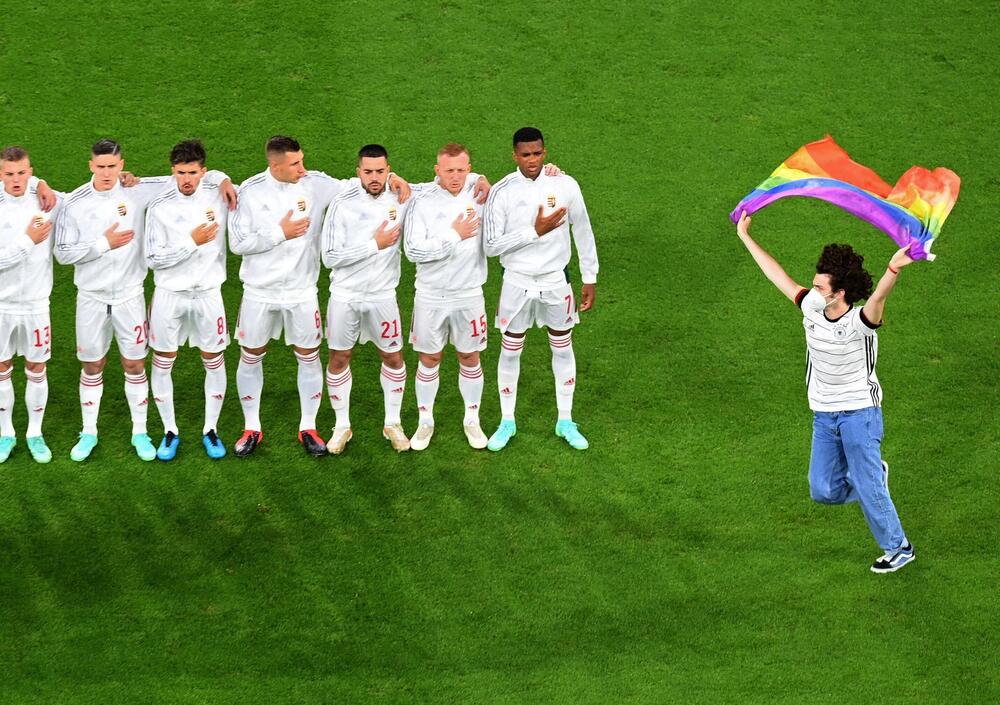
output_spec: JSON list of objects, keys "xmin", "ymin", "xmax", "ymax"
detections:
[
  {"xmin": 435, "ymin": 143, "xmax": 471, "ymax": 195},
  {"xmin": 1, "ymin": 146, "xmax": 32, "ymax": 197},
  {"xmin": 89, "ymin": 139, "xmax": 124, "ymax": 192},
  {"xmin": 266, "ymin": 135, "xmax": 305, "ymax": 184},
  {"xmin": 813, "ymin": 244, "xmax": 873, "ymax": 306},
  {"xmin": 357, "ymin": 144, "xmax": 390, "ymax": 196},
  {"xmin": 512, "ymin": 127, "xmax": 546, "ymax": 180},
  {"xmin": 169, "ymin": 139, "xmax": 207, "ymax": 196}
]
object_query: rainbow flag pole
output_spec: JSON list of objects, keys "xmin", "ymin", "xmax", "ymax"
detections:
[{"xmin": 729, "ymin": 136, "xmax": 961, "ymax": 261}]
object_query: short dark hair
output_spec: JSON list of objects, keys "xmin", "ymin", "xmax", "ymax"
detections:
[
  {"xmin": 0, "ymin": 146, "xmax": 29, "ymax": 162},
  {"xmin": 358, "ymin": 144, "xmax": 388, "ymax": 162},
  {"xmin": 266, "ymin": 135, "xmax": 301, "ymax": 159},
  {"xmin": 92, "ymin": 139, "xmax": 122, "ymax": 157},
  {"xmin": 513, "ymin": 127, "xmax": 544, "ymax": 147},
  {"xmin": 816, "ymin": 244, "xmax": 873, "ymax": 304},
  {"xmin": 170, "ymin": 139, "xmax": 206, "ymax": 166}
]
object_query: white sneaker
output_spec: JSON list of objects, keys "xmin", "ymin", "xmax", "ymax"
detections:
[
  {"xmin": 410, "ymin": 423, "xmax": 434, "ymax": 451},
  {"xmin": 463, "ymin": 421, "xmax": 488, "ymax": 449},
  {"xmin": 326, "ymin": 427, "xmax": 352, "ymax": 454},
  {"xmin": 382, "ymin": 424, "xmax": 410, "ymax": 452}
]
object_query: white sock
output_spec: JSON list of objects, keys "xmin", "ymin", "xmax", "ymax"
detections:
[
  {"xmin": 124, "ymin": 371, "xmax": 149, "ymax": 435},
  {"xmin": 326, "ymin": 366, "xmax": 352, "ymax": 429},
  {"xmin": 549, "ymin": 332, "xmax": 576, "ymax": 421},
  {"xmin": 498, "ymin": 333, "xmax": 524, "ymax": 421},
  {"xmin": 458, "ymin": 363, "xmax": 484, "ymax": 425},
  {"xmin": 415, "ymin": 363, "xmax": 439, "ymax": 426},
  {"xmin": 295, "ymin": 349, "xmax": 322, "ymax": 432},
  {"xmin": 25, "ymin": 368, "xmax": 48, "ymax": 437},
  {"xmin": 0, "ymin": 367, "xmax": 13, "ymax": 436},
  {"xmin": 79, "ymin": 371, "xmax": 104, "ymax": 435},
  {"xmin": 380, "ymin": 363, "xmax": 406, "ymax": 426},
  {"xmin": 237, "ymin": 349, "xmax": 265, "ymax": 431},
  {"xmin": 203, "ymin": 355, "xmax": 226, "ymax": 434},
  {"xmin": 151, "ymin": 354, "xmax": 177, "ymax": 434}
]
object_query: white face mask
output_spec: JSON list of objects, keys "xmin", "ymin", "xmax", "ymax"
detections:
[{"xmin": 806, "ymin": 290, "xmax": 840, "ymax": 313}]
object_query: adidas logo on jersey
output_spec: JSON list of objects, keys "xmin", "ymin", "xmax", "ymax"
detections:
[{"xmin": 435, "ymin": 212, "xmax": 447, "ymax": 220}]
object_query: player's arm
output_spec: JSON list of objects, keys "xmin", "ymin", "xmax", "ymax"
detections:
[
  {"xmin": 145, "ymin": 207, "xmax": 199, "ymax": 270},
  {"xmin": 567, "ymin": 182, "xmax": 598, "ymax": 311},
  {"xmin": 862, "ymin": 246, "xmax": 914, "ymax": 325},
  {"xmin": 0, "ymin": 219, "xmax": 48, "ymax": 270},
  {"xmin": 306, "ymin": 171, "xmax": 355, "ymax": 210},
  {"xmin": 402, "ymin": 200, "xmax": 469, "ymax": 264},
  {"xmin": 124, "ymin": 175, "xmax": 174, "ymax": 208},
  {"xmin": 483, "ymin": 187, "xmax": 538, "ymax": 257},
  {"xmin": 30, "ymin": 176, "xmax": 59, "ymax": 212},
  {"xmin": 54, "ymin": 208, "xmax": 128, "ymax": 264},
  {"xmin": 322, "ymin": 200, "xmax": 383, "ymax": 268},
  {"xmin": 228, "ymin": 193, "xmax": 286, "ymax": 255},
  {"xmin": 734, "ymin": 211, "xmax": 802, "ymax": 302}
]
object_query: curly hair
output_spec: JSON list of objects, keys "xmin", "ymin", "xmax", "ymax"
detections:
[{"xmin": 816, "ymin": 244, "xmax": 873, "ymax": 304}]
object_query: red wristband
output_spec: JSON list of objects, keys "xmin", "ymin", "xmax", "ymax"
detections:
[{"xmin": 888, "ymin": 266, "xmax": 900, "ymax": 275}]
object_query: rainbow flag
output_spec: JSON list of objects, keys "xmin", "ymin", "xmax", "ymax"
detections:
[{"xmin": 729, "ymin": 136, "xmax": 960, "ymax": 261}]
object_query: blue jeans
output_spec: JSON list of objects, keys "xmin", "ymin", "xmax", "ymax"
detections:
[{"xmin": 809, "ymin": 407, "xmax": 907, "ymax": 552}]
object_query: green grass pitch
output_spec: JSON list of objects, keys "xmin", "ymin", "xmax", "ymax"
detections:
[{"xmin": 1, "ymin": 1, "xmax": 998, "ymax": 702}]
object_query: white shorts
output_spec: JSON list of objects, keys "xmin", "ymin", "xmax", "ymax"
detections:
[
  {"xmin": 76, "ymin": 293, "xmax": 148, "ymax": 362},
  {"xmin": 327, "ymin": 299, "xmax": 404, "ymax": 353},
  {"xmin": 410, "ymin": 295, "xmax": 488, "ymax": 354},
  {"xmin": 149, "ymin": 288, "xmax": 230, "ymax": 354},
  {"xmin": 495, "ymin": 280, "xmax": 579, "ymax": 334},
  {"xmin": 235, "ymin": 296, "xmax": 324, "ymax": 349},
  {"xmin": 0, "ymin": 311, "xmax": 52, "ymax": 363}
]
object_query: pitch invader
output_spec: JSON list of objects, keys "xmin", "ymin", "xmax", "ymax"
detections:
[
  {"xmin": 0, "ymin": 146, "xmax": 59, "ymax": 464},
  {"xmin": 229, "ymin": 136, "xmax": 411, "ymax": 458},
  {"xmin": 402, "ymin": 143, "xmax": 492, "ymax": 450},
  {"xmin": 55, "ymin": 139, "xmax": 235, "ymax": 462},
  {"xmin": 483, "ymin": 127, "xmax": 599, "ymax": 451},
  {"xmin": 145, "ymin": 140, "xmax": 235, "ymax": 460}
]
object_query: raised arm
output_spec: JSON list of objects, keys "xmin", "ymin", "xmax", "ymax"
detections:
[
  {"xmin": 862, "ymin": 246, "xmax": 914, "ymax": 324},
  {"xmin": 735, "ymin": 211, "xmax": 802, "ymax": 302}
]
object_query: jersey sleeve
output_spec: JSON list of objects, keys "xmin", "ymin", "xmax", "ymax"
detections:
[
  {"xmin": 228, "ymin": 191, "xmax": 285, "ymax": 255},
  {"xmin": 322, "ymin": 197, "xmax": 377, "ymax": 268},
  {"xmin": 54, "ymin": 205, "xmax": 111, "ymax": 265},
  {"xmin": 0, "ymin": 228, "xmax": 34, "ymax": 271},
  {"xmin": 128, "ymin": 176, "xmax": 174, "ymax": 208},
  {"xmin": 307, "ymin": 171, "xmax": 354, "ymax": 210},
  {"xmin": 795, "ymin": 288, "xmax": 810, "ymax": 309},
  {"xmin": 483, "ymin": 185, "xmax": 538, "ymax": 257},
  {"xmin": 567, "ymin": 180, "xmax": 598, "ymax": 284},
  {"xmin": 853, "ymin": 308, "xmax": 881, "ymax": 337},
  {"xmin": 403, "ymin": 196, "xmax": 461, "ymax": 264},
  {"xmin": 145, "ymin": 206, "xmax": 197, "ymax": 270}
]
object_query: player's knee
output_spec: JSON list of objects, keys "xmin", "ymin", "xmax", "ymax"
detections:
[
  {"xmin": 24, "ymin": 361, "xmax": 46, "ymax": 374},
  {"xmin": 82, "ymin": 358, "xmax": 106, "ymax": 376},
  {"xmin": 0, "ymin": 359, "xmax": 12, "ymax": 373},
  {"xmin": 154, "ymin": 349, "xmax": 177, "ymax": 360},
  {"xmin": 242, "ymin": 344, "xmax": 268, "ymax": 356},
  {"xmin": 328, "ymin": 349, "xmax": 352, "ymax": 372},
  {"xmin": 457, "ymin": 351, "xmax": 479, "ymax": 366},
  {"xmin": 201, "ymin": 350, "xmax": 223, "ymax": 361},
  {"xmin": 419, "ymin": 352, "xmax": 443, "ymax": 368},
  {"xmin": 121, "ymin": 358, "xmax": 145, "ymax": 375},
  {"xmin": 380, "ymin": 350, "xmax": 404, "ymax": 369}
]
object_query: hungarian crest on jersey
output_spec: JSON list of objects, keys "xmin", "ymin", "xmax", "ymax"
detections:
[
  {"xmin": 465, "ymin": 207, "xmax": 475, "ymax": 218},
  {"xmin": 546, "ymin": 195, "xmax": 556, "ymax": 208},
  {"xmin": 388, "ymin": 207, "xmax": 398, "ymax": 221},
  {"xmin": 297, "ymin": 198, "xmax": 307, "ymax": 212},
  {"xmin": 117, "ymin": 203, "xmax": 128, "ymax": 216},
  {"xmin": 205, "ymin": 208, "xmax": 216, "ymax": 223}
]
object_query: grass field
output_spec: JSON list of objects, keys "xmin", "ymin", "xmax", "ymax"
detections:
[{"xmin": 1, "ymin": 1, "xmax": 998, "ymax": 702}]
